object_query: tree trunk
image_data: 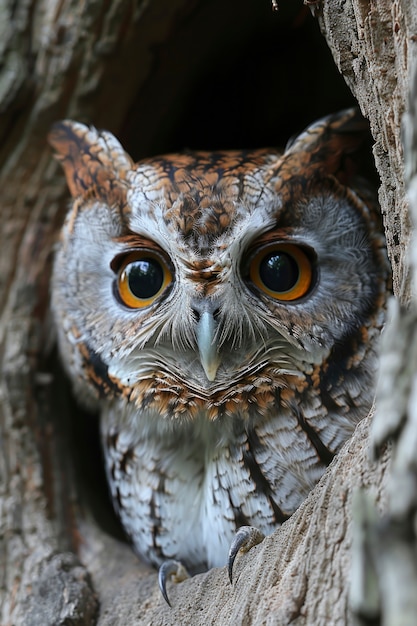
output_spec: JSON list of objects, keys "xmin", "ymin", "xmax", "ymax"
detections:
[{"xmin": 0, "ymin": 0, "xmax": 414, "ymax": 624}]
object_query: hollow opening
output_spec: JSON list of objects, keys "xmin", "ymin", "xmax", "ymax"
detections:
[
  {"xmin": 118, "ymin": 1, "xmax": 355, "ymax": 159},
  {"xmin": 56, "ymin": 1, "xmax": 359, "ymax": 547}
]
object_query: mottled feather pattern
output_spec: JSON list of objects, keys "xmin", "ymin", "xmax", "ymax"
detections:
[{"xmin": 50, "ymin": 109, "xmax": 389, "ymax": 571}]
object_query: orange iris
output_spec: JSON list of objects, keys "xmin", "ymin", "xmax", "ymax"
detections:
[
  {"xmin": 117, "ymin": 251, "xmax": 172, "ymax": 309},
  {"xmin": 249, "ymin": 243, "xmax": 312, "ymax": 301}
]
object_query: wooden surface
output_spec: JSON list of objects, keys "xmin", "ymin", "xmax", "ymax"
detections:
[{"xmin": 0, "ymin": 1, "xmax": 415, "ymax": 624}]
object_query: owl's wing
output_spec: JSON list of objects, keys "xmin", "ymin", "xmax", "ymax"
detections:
[{"xmin": 48, "ymin": 120, "xmax": 133, "ymax": 204}]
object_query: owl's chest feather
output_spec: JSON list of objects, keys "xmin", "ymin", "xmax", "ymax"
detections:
[{"xmin": 101, "ymin": 360, "xmax": 358, "ymax": 571}]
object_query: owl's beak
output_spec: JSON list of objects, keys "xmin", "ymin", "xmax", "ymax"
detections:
[{"xmin": 196, "ymin": 310, "xmax": 221, "ymax": 382}]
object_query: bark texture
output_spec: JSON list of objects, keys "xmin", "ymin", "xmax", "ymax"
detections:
[{"xmin": 0, "ymin": 0, "xmax": 415, "ymax": 624}]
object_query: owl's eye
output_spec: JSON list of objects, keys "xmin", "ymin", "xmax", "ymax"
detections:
[
  {"xmin": 249, "ymin": 244, "xmax": 313, "ymax": 301},
  {"xmin": 117, "ymin": 251, "xmax": 172, "ymax": 308}
]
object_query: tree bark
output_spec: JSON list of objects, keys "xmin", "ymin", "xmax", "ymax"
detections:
[{"xmin": 0, "ymin": 0, "xmax": 414, "ymax": 624}]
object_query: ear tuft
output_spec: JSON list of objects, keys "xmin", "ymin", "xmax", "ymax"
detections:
[
  {"xmin": 48, "ymin": 121, "xmax": 133, "ymax": 203},
  {"xmin": 283, "ymin": 108, "xmax": 372, "ymax": 186}
]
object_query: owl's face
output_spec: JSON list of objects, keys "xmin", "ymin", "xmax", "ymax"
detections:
[{"xmin": 51, "ymin": 113, "xmax": 386, "ymax": 427}]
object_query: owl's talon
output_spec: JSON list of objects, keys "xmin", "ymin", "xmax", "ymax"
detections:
[
  {"xmin": 228, "ymin": 525, "xmax": 265, "ymax": 584},
  {"xmin": 158, "ymin": 560, "xmax": 190, "ymax": 607}
]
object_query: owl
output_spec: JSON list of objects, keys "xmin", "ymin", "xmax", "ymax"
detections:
[{"xmin": 49, "ymin": 109, "xmax": 388, "ymax": 601}]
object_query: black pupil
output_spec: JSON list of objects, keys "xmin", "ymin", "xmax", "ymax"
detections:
[
  {"xmin": 127, "ymin": 258, "xmax": 164, "ymax": 299},
  {"xmin": 259, "ymin": 251, "xmax": 299, "ymax": 293}
]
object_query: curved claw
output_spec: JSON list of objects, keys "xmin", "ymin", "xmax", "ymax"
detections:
[
  {"xmin": 158, "ymin": 560, "xmax": 190, "ymax": 607},
  {"xmin": 228, "ymin": 526, "xmax": 265, "ymax": 584}
]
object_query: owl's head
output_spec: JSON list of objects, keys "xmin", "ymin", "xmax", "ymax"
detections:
[{"xmin": 50, "ymin": 110, "xmax": 388, "ymax": 422}]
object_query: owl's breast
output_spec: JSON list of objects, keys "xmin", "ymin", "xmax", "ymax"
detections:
[{"xmin": 101, "ymin": 353, "xmax": 353, "ymax": 571}]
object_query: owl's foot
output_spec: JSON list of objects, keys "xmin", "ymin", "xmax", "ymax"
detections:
[
  {"xmin": 158, "ymin": 560, "xmax": 190, "ymax": 607},
  {"xmin": 228, "ymin": 525, "xmax": 265, "ymax": 584}
]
